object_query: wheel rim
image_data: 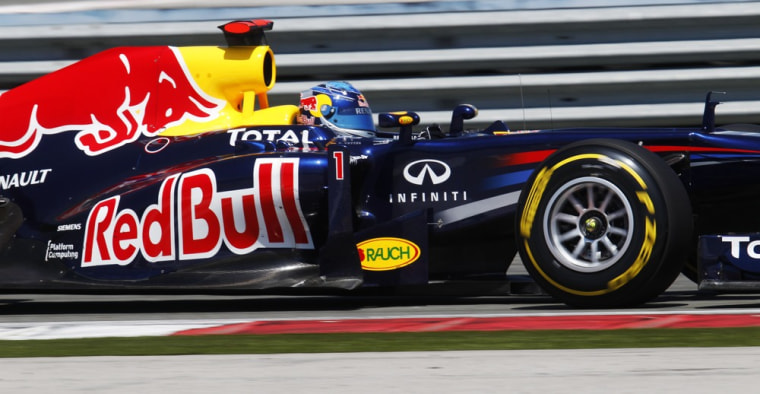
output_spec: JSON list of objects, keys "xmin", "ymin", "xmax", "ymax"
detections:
[{"xmin": 543, "ymin": 177, "xmax": 634, "ymax": 273}]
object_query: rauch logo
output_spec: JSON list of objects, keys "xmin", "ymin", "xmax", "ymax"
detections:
[{"xmin": 358, "ymin": 237, "xmax": 421, "ymax": 271}]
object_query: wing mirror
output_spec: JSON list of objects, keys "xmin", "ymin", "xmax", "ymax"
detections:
[
  {"xmin": 378, "ymin": 112, "xmax": 420, "ymax": 145},
  {"xmin": 449, "ymin": 104, "xmax": 478, "ymax": 136}
]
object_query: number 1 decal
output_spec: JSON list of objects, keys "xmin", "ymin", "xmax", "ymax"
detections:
[{"xmin": 332, "ymin": 151, "xmax": 345, "ymax": 180}]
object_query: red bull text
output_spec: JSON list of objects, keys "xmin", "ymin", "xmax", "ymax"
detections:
[{"xmin": 82, "ymin": 158, "xmax": 313, "ymax": 267}]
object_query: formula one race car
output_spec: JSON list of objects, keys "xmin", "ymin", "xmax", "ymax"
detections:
[{"xmin": 0, "ymin": 19, "xmax": 756, "ymax": 307}]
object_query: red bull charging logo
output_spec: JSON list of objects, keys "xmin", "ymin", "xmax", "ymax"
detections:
[{"xmin": 0, "ymin": 46, "xmax": 226, "ymax": 158}]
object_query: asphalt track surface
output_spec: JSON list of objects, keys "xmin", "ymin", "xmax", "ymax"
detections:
[{"xmin": 1, "ymin": 348, "xmax": 759, "ymax": 393}]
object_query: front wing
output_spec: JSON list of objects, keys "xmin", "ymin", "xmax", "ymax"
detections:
[{"xmin": 699, "ymin": 234, "xmax": 760, "ymax": 290}]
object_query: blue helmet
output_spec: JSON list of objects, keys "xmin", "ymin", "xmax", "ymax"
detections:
[{"xmin": 298, "ymin": 81, "xmax": 375, "ymax": 138}]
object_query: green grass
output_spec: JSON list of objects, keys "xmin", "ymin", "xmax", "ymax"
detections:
[{"xmin": 2, "ymin": 327, "xmax": 760, "ymax": 358}]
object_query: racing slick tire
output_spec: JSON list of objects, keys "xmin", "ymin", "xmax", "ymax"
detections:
[{"xmin": 516, "ymin": 139, "xmax": 692, "ymax": 307}]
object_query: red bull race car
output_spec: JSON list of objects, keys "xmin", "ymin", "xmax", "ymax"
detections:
[{"xmin": 0, "ymin": 19, "xmax": 757, "ymax": 307}]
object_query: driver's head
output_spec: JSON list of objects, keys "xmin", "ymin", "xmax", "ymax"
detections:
[{"xmin": 297, "ymin": 81, "xmax": 375, "ymax": 138}]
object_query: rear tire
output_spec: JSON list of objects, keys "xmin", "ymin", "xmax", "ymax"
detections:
[{"xmin": 516, "ymin": 139, "xmax": 692, "ymax": 307}]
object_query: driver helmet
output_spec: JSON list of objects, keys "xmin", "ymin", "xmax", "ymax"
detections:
[{"xmin": 297, "ymin": 81, "xmax": 375, "ymax": 138}]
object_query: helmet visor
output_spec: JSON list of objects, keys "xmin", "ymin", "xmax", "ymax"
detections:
[{"xmin": 328, "ymin": 105, "xmax": 375, "ymax": 132}]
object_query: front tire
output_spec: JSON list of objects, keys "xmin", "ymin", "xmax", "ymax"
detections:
[{"xmin": 516, "ymin": 139, "xmax": 692, "ymax": 307}]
